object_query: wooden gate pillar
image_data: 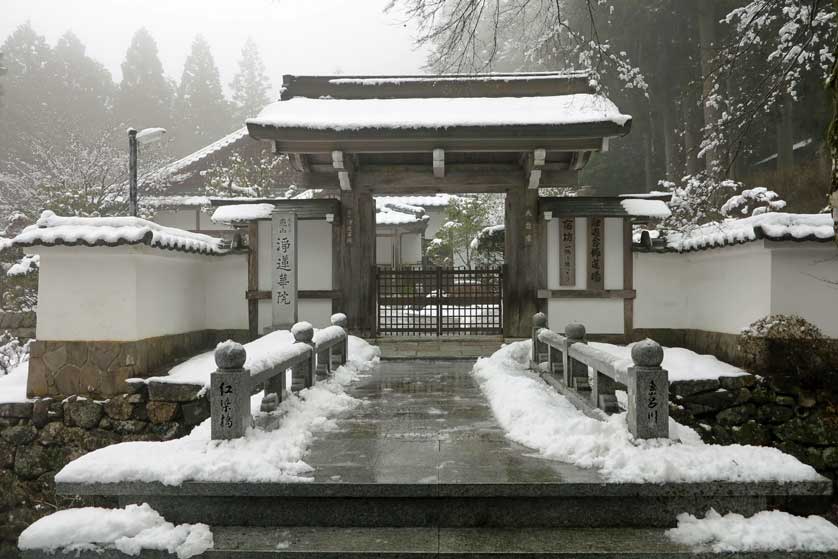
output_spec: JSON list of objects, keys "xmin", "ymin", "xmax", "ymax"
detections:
[
  {"xmin": 338, "ymin": 190, "xmax": 376, "ymax": 337},
  {"xmin": 504, "ymin": 188, "xmax": 545, "ymax": 338}
]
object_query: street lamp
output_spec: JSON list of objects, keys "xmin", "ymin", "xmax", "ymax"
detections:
[{"xmin": 128, "ymin": 127, "xmax": 167, "ymax": 217}]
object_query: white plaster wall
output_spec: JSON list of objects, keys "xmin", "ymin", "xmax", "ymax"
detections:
[
  {"xmin": 257, "ymin": 219, "xmax": 273, "ymax": 334},
  {"xmin": 634, "ymin": 252, "xmax": 689, "ymax": 329},
  {"xmin": 299, "ymin": 300, "xmax": 333, "ymax": 328},
  {"xmin": 35, "ymin": 246, "xmax": 247, "ymax": 341},
  {"xmin": 36, "ymin": 247, "xmax": 139, "ymax": 341},
  {"xmin": 198, "ymin": 211, "xmax": 231, "ymax": 231},
  {"xmin": 153, "ymin": 210, "xmax": 198, "ymax": 231},
  {"xmin": 400, "ymin": 233, "xmax": 423, "ymax": 265},
  {"xmin": 376, "ymin": 235, "xmax": 394, "ymax": 266},
  {"xmin": 769, "ymin": 244, "xmax": 838, "ymax": 337},
  {"xmin": 204, "ymin": 253, "xmax": 248, "ymax": 330},
  {"xmin": 686, "ymin": 244, "xmax": 772, "ymax": 334},
  {"xmin": 548, "ymin": 299, "xmax": 624, "ymax": 334},
  {"xmin": 299, "ymin": 220, "xmax": 332, "ymax": 290}
]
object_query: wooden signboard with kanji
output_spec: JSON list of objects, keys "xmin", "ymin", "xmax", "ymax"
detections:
[
  {"xmin": 559, "ymin": 218, "xmax": 576, "ymax": 286},
  {"xmin": 587, "ymin": 217, "xmax": 604, "ymax": 290}
]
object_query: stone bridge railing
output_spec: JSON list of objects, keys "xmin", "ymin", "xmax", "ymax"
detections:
[
  {"xmin": 209, "ymin": 313, "xmax": 349, "ymax": 440},
  {"xmin": 530, "ymin": 313, "xmax": 669, "ymax": 440}
]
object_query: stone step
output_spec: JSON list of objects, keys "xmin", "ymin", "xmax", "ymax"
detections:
[
  {"xmin": 57, "ymin": 479, "xmax": 832, "ymax": 529},
  {"xmin": 19, "ymin": 526, "xmax": 838, "ymax": 558}
]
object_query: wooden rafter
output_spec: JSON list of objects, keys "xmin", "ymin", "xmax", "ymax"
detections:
[
  {"xmin": 331, "ymin": 150, "xmax": 352, "ymax": 191},
  {"xmin": 527, "ymin": 148, "xmax": 546, "ymax": 190}
]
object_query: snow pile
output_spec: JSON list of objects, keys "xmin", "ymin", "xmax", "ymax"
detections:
[
  {"xmin": 248, "ymin": 94, "xmax": 631, "ymax": 131},
  {"xmin": 667, "ymin": 509, "xmax": 838, "ymax": 553},
  {"xmin": 588, "ymin": 341, "xmax": 747, "ymax": 382},
  {"xmin": 18, "ymin": 503, "xmax": 212, "ymax": 559},
  {"xmin": 7, "ymin": 254, "xmax": 39, "ymax": 276},
  {"xmin": 211, "ymin": 203, "xmax": 275, "ymax": 223},
  {"xmin": 13, "ymin": 211, "xmax": 228, "ymax": 255},
  {"xmin": 667, "ymin": 212, "xmax": 833, "ymax": 252},
  {"xmin": 0, "ymin": 359, "xmax": 30, "ymax": 402},
  {"xmin": 472, "ymin": 341, "xmax": 820, "ymax": 483},
  {"xmin": 55, "ymin": 338, "xmax": 379, "ymax": 485},
  {"xmin": 620, "ymin": 198, "xmax": 671, "ymax": 218}
]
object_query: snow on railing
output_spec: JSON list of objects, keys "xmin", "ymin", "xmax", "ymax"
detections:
[
  {"xmin": 209, "ymin": 313, "xmax": 349, "ymax": 440},
  {"xmin": 531, "ymin": 313, "xmax": 669, "ymax": 440}
]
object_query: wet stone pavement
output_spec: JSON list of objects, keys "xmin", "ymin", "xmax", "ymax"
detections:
[{"xmin": 306, "ymin": 359, "xmax": 604, "ymax": 485}]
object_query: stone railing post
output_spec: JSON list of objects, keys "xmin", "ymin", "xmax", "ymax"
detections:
[
  {"xmin": 593, "ymin": 369, "xmax": 619, "ymax": 414},
  {"xmin": 210, "ymin": 341, "xmax": 251, "ymax": 440},
  {"xmin": 291, "ymin": 322, "xmax": 316, "ymax": 388},
  {"xmin": 626, "ymin": 339, "xmax": 669, "ymax": 439},
  {"xmin": 564, "ymin": 323, "xmax": 589, "ymax": 391},
  {"xmin": 531, "ymin": 312, "xmax": 548, "ymax": 366},
  {"xmin": 331, "ymin": 313, "xmax": 349, "ymax": 368}
]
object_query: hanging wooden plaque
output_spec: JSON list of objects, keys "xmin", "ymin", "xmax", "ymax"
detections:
[
  {"xmin": 587, "ymin": 217, "xmax": 605, "ymax": 290},
  {"xmin": 559, "ymin": 218, "xmax": 576, "ymax": 286}
]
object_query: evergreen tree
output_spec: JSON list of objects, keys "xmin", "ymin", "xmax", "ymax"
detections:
[
  {"xmin": 116, "ymin": 28, "xmax": 173, "ymax": 130},
  {"xmin": 174, "ymin": 35, "xmax": 233, "ymax": 154},
  {"xmin": 47, "ymin": 31, "xmax": 116, "ymax": 137},
  {"xmin": 230, "ymin": 37, "xmax": 271, "ymax": 123},
  {"xmin": 0, "ymin": 51, "xmax": 7, "ymax": 106},
  {"xmin": 0, "ymin": 22, "xmax": 55, "ymax": 161}
]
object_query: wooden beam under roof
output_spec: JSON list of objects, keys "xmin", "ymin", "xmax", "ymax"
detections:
[
  {"xmin": 527, "ymin": 148, "xmax": 546, "ymax": 190},
  {"xmin": 331, "ymin": 150, "xmax": 352, "ymax": 191}
]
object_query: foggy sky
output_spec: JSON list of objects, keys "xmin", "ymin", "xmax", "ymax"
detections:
[{"xmin": 2, "ymin": 0, "xmax": 429, "ymax": 95}]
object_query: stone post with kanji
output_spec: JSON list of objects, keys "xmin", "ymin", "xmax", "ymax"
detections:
[
  {"xmin": 210, "ymin": 341, "xmax": 252, "ymax": 440},
  {"xmin": 626, "ymin": 339, "xmax": 669, "ymax": 439}
]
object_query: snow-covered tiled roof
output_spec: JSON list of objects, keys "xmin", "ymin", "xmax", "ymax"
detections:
[
  {"xmin": 620, "ymin": 199, "xmax": 671, "ymax": 218},
  {"xmin": 13, "ymin": 211, "xmax": 229, "ymax": 255},
  {"xmin": 665, "ymin": 213, "xmax": 834, "ymax": 253},
  {"xmin": 248, "ymin": 94, "xmax": 631, "ymax": 132},
  {"xmin": 374, "ymin": 194, "xmax": 454, "ymax": 208},
  {"xmin": 211, "ymin": 204, "xmax": 275, "ymax": 224},
  {"xmin": 153, "ymin": 127, "xmax": 250, "ymax": 180},
  {"xmin": 376, "ymin": 208, "xmax": 429, "ymax": 226},
  {"xmin": 327, "ymin": 71, "xmax": 591, "ymax": 86}
]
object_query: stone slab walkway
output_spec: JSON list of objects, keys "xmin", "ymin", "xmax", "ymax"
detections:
[
  {"xmin": 373, "ymin": 338, "xmax": 519, "ymax": 360},
  {"xmin": 305, "ymin": 359, "xmax": 603, "ymax": 485}
]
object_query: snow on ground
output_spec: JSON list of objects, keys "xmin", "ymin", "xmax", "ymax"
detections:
[
  {"xmin": 18, "ymin": 503, "xmax": 212, "ymax": 559},
  {"xmin": 667, "ymin": 509, "xmax": 838, "ymax": 553},
  {"xmin": 588, "ymin": 341, "xmax": 748, "ymax": 382},
  {"xmin": 56, "ymin": 337, "xmax": 379, "ymax": 486},
  {"xmin": 0, "ymin": 359, "xmax": 30, "ymax": 403},
  {"xmin": 473, "ymin": 341, "xmax": 820, "ymax": 483}
]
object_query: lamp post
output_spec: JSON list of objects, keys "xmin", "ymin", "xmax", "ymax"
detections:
[{"xmin": 128, "ymin": 127, "xmax": 167, "ymax": 217}]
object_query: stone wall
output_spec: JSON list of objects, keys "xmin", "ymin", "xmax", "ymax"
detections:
[
  {"xmin": 26, "ymin": 329, "xmax": 249, "ymax": 399},
  {"xmin": 0, "ymin": 312, "xmax": 36, "ymax": 341},
  {"xmin": 670, "ymin": 374, "xmax": 838, "ymax": 491},
  {"xmin": 0, "ymin": 381, "xmax": 209, "ymax": 556}
]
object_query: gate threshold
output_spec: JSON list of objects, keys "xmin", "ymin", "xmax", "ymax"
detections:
[{"xmin": 372, "ymin": 336, "xmax": 509, "ymax": 360}]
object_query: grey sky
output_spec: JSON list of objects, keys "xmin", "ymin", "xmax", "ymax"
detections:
[{"xmin": 2, "ymin": 0, "xmax": 430, "ymax": 95}]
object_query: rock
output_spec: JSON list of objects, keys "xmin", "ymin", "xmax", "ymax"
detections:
[
  {"xmin": 47, "ymin": 400, "xmax": 63, "ymax": 421},
  {"xmin": 98, "ymin": 417, "xmax": 113, "ymax": 430},
  {"xmin": 148, "ymin": 422, "xmax": 186, "ymax": 441},
  {"xmin": 797, "ymin": 391, "xmax": 817, "ymax": 409},
  {"xmin": 682, "ymin": 389, "xmax": 737, "ymax": 411},
  {"xmin": 716, "ymin": 404, "xmax": 756, "ymax": 427},
  {"xmin": 37, "ymin": 422, "xmax": 64, "ymax": 446},
  {"xmin": 181, "ymin": 398, "xmax": 210, "ymax": 427},
  {"xmin": 81, "ymin": 429, "xmax": 120, "ymax": 451},
  {"xmin": 0, "ymin": 403, "xmax": 33, "ymax": 419},
  {"xmin": 775, "ymin": 395, "xmax": 796, "ymax": 407},
  {"xmin": 731, "ymin": 420, "xmax": 772, "ymax": 446},
  {"xmin": 823, "ymin": 447, "xmax": 838, "ymax": 469},
  {"xmin": 756, "ymin": 404, "xmax": 795, "ymax": 424},
  {"xmin": 719, "ymin": 375, "xmax": 756, "ymax": 391},
  {"xmin": 1, "ymin": 425, "xmax": 38, "ymax": 446},
  {"xmin": 112, "ymin": 420, "xmax": 147, "ymax": 435},
  {"xmin": 777, "ymin": 441, "xmax": 826, "ymax": 470},
  {"xmin": 670, "ymin": 379, "xmax": 720, "ymax": 398},
  {"xmin": 147, "ymin": 382, "xmax": 203, "ymax": 403},
  {"xmin": 711, "ymin": 424, "xmax": 733, "ymax": 445},
  {"xmin": 31, "ymin": 399, "xmax": 51, "ymax": 428},
  {"xmin": 774, "ymin": 415, "xmax": 838, "ymax": 446},
  {"xmin": 126, "ymin": 393, "xmax": 146, "ymax": 404},
  {"xmin": 14, "ymin": 445, "xmax": 48, "ymax": 480},
  {"xmin": 103, "ymin": 395, "xmax": 134, "ymax": 420},
  {"xmin": 734, "ymin": 388, "xmax": 752, "ymax": 404},
  {"xmin": 64, "ymin": 398, "xmax": 103, "ymax": 429},
  {"xmin": 146, "ymin": 401, "xmax": 179, "ymax": 424},
  {"xmin": 750, "ymin": 385, "xmax": 775, "ymax": 405},
  {"xmin": 0, "ymin": 443, "xmax": 14, "ymax": 469}
]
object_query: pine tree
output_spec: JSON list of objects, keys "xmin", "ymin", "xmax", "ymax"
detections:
[
  {"xmin": 174, "ymin": 35, "xmax": 233, "ymax": 154},
  {"xmin": 116, "ymin": 28, "xmax": 173, "ymax": 131},
  {"xmin": 0, "ymin": 51, "xmax": 7, "ymax": 106},
  {"xmin": 230, "ymin": 37, "xmax": 271, "ymax": 123}
]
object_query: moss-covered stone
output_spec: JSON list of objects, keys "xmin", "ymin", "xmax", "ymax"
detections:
[
  {"xmin": 731, "ymin": 420, "xmax": 772, "ymax": 446},
  {"xmin": 716, "ymin": 404, "xmax": 756, "ymax": 427},
  {"xmin": 774, "ymin": 414, "xmax": 838, "ymax": 446},
  {"xmin": 756, "ymin": 404, "xmax": 795, "ymax": 424}
]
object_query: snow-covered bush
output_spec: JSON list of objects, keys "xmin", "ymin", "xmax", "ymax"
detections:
[
  {"xmin": 0, "ymin": 331, "xmax": 30, "ymax": 376},
  {"xmin": 739, "ymin": 315, "xmax": 830, "ymax": 384},
  {"xmin": 721, "ymin": 187, "xmax": 787, "ymax": 218}
]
